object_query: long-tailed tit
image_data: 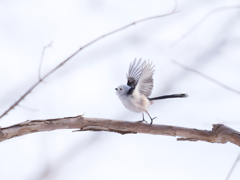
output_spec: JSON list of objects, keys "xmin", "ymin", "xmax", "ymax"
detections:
[{"xmin": 115, "ymin": 59, "xmax": 187, "ymax": 125}]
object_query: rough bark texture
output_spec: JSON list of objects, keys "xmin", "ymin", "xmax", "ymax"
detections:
[{"xmin": 0, "ymin": 115, "xmax": 240, "ymax": 146}]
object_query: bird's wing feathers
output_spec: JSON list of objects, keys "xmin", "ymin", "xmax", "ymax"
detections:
[
  {"xmin": 127, "ymin": 59, "xmax": 155, "ymax": 97},
  {"xmin": 136, "ymin": 60, "xmax": 155, "ymax": 97},
  {"xmin": 127, "ymin": 58, "xmax": 142, "ymax": 88}
]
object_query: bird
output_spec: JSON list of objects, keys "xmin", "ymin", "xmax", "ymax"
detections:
[{"xmin": 115, "ymin": 58, "xmax": 188, "ymax": 125}]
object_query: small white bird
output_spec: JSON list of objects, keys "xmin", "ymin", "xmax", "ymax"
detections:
[{"xmin": 115, "ymin": 59, "xmax": 187, "ymax": 125}]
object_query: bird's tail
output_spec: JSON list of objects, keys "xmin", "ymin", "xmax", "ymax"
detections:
[{"xmin": 148, "ymin": 94, "xmax": 188, "ymax": 101}]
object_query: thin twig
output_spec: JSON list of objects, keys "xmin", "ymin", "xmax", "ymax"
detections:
[
  {"xmin": 18, "ymin": 105, "xmax": 39, "ymax": 112},
  {"xmin": 172, "ymin": 59, "xmax": 240, "ymax": 95},
  {"xmin": 0, "ymin": 10, "xmax": 178, "ymax": 120},
  {"xmin": 226, "ymin": 152, "xmax": 240, "ymax": 180},
  {"xmin": 170, "ymin": 5, "xmax": 240, "ymax": 48},
  {"xmin": 39, "ymin": 41, "xmax": 53, "ymax": 80}
]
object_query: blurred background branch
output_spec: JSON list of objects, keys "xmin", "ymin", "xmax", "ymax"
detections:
[
  {"xmin": 170, "ymin": 5, "xmax": 240, "ymax": 47},
  {"xmin": 172, "ymin": 59, "xmax": 240, "ymax": 95},
  {"xmin": 226, "ymin": 152, "xmax": 240, "ymax": 180},
  {"xmin": 32, "ymin": 133, "xmax": 102, "ymax": 180}
]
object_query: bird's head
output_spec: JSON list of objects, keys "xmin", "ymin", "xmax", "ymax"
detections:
[{"xmin": 115, "ymin": 85, "xmax": 130, "ymax": 96}]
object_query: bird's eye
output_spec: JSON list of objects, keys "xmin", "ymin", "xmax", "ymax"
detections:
[{"xmin": 120, "ymin": 88, "xmax": 122, "ymax": 90}]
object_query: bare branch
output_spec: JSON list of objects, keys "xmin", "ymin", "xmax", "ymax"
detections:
[
  {"xmin": 172, "ymin": 59, "xmax": 240, "ymax": 95},
  {"xmin": 0, "ymin": 116, "xmax": 240, "ymax": 146},
  {"xmin": 0, "ymin": 10, "xmax": 179, "ymax": 120},
  {"xmin": 39, "ymin": 41, "xmax": 53, "ymax": 80},
  {"xmin": 170, "ymin": 5, "xmax": 240, "ymax": 48},
  {"xmin": 226, "ymin": 152, "xmax": 240, "ymax": 180}
]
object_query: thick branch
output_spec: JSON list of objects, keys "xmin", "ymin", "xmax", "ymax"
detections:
[{"xmin": 1, "ymin": 116, "xmax": 240, "ymax": 146}]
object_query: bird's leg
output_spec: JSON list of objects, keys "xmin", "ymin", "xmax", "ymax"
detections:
[
  {"xmin": 137, "ymin": 113, "xmax": 148, "ymax": 123},
  {"xmin": 141, "ymin": 113, "xmax": 148, "ymax": 123},
  {"xmin": 146, "ymin": 112, "xmax": 157, "ymax": 125}
]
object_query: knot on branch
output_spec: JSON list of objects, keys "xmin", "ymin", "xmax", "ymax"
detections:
[{"xmin": 212, "ymin": 124, "xmax": 240, "ymax": 145}]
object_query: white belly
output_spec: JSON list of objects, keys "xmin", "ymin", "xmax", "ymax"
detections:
[{"xmin": 119, "ymin": 93, "xmax": 151, "ymax": 113}]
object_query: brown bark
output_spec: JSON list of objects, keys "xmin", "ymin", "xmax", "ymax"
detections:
[{"xmin": 1, "ymin": 115, "xmax": 240, "ymax": 146}]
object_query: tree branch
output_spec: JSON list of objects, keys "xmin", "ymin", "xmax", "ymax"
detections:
[{"xmin": 1, "ymin": 116, "xmax": 240, "ymax": 146}]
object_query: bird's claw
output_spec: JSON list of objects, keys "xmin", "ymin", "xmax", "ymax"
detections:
[
  {"xmin": 149, "ymin": 117, "xmax": 157, "ymax": 126},
  {"xmin": 137, "ymin": 119, "xmax": 148, "ymax": 123}
]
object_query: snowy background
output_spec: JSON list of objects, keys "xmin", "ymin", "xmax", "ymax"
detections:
[{"xmin": 0, "ymin": 0, "xmax": 240, "ymax": 179}]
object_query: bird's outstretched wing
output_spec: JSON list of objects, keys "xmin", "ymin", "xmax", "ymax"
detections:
[
  {"xmin": 127, "ymin": 58, "xmax": 142, "ymax": 89},
  {"xmin": 126, "ymin": 59, "xmax": 155, "ymax": 97}
]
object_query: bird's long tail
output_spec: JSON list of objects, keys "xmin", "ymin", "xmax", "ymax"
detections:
[{"xmin": 148, "ymin": 94, "xmax": 188, "ymax": 101}]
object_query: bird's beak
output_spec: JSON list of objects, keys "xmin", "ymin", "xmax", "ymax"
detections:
[{"xmin": 115, "ymin": 88, "xmax": 118, "ymax": 90}]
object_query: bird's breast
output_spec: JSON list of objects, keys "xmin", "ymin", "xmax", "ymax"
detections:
[{"xmin": 118, "ymin": 94, "xmax": 150, "ymax": 113}]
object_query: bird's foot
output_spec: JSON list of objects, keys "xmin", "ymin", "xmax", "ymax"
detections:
[
  {"xmin": 149, "ymin": 117, "xmax": 157, "ymax": 126},
  {"xmin": 137, "ymin": 119, "xmax": 148, "ymax": 123}
]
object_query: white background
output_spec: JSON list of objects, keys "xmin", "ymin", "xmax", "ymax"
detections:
[{"xmin": 0, "ymin": 0, "xmax": 240, "ymax": 179}]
